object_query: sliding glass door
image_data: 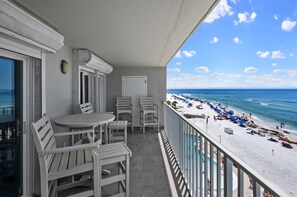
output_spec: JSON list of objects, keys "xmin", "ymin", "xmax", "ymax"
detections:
[{"xmin": 0, "ymin": 56, "xmax": 23, "ymax": 196}]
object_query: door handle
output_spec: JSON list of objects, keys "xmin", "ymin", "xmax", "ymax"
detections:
[{"xmin": 16, "ymin": 119, "xmax": 20, "ymax": 137}]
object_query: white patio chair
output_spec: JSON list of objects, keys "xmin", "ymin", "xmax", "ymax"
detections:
[
  {"xmin": 31, "ymin": 114, "xmax": 132, "ymax": 197},
  {"xmin": 116, "ymin": 96, "xmax": 133, "ymax": 132},
  {"xmin": 140, "ymin": 97, "xmax": 159, "ymax": 134},
  {"xmin": 31, "ymin": 114, "xmax": 100, "ymax": 197},
  {"xmin": 79, "ymin": 102, "xmax": 108, "ymax": 143}
]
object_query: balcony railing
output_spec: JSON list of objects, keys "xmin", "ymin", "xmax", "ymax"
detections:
[{"xmin": 163, "ymin": 102, "xmax": 288, "ymax": 197}]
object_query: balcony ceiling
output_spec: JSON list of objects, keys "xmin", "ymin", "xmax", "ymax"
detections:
[{"xmin": 14, "ymin": 0, "xmax": 218, "ymax": 67}]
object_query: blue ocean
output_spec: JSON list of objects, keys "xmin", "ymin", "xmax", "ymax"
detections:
[
  {"xmin": 167, "ymin": 89, "xmax": 297, "ymax": 131},
  {"xmin": 0, "ymin": 89, "xmax": 14, "ymax": 115}
]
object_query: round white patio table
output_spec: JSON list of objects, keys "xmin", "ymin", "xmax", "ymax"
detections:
[{"xmin": 54, "ymin": 112, "xmax": 115, "ymax": 144}]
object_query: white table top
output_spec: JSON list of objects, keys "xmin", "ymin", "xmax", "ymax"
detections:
[{"xmin": 54, "ymin": 113, "xmax": 115, "ymax": 128}]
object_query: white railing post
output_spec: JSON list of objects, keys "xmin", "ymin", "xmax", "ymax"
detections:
[
  {"xmin": 210, "ymin": 144, "xmax": 214, "ymax": 197},
  {"xmin": 224, "ymin": 156, "xmax": 233, "ymax": 197},
  {"xmin": 204, "ymin": 140, "xmax": 208, "ymax": 197},
  {"xmin": 238, "ymin": 168, "xmax": 244, "ymax": 197},
  {"xmin": 217, "ymin": 150, "xmax": 222, "ymax": 197},
  {"xmin": 253, "ymin": 181, "xmax": 261, "ymax": 197}
]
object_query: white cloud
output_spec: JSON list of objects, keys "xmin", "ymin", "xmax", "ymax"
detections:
[
  {"xmin": 167, "ymin": 72, "xmax": 297, "ymax": 89},
  {"xmin": 230, "ymin": 0, "xmax": 236, "ymax": 4},
  {"xmin": 281, "ymin": 18, "xmax": 296, "ymax": 32},
  {"xmin": 195, "ymin": 66, "xmax": 209, "ymax": 73},
  {"xmin": 271, "ymin": 50, "xmax": 285, "ymax": 59},
  {"xmin": 176, "ymin": 62, "xmax": 182, "ymax": 66},
  {"xmin": 256, "ymin": 50, "xmax": 270, "ymax": 58},
  {"xmin": 211, "ymin": 72, "xmax": 225, "ymax": 77},
  {"xmin": 204, "ymin": 0, "xmax": 233, "ymax": 24},
  {"xmin": 244, "ymin": 67, "xmax": 258, "ymax": 73},
  {"xmin": 174, "ymin": 51, "xmax": 182, "ymax": 58},
  {"xmin": 288, "ymin": 70, "xmax": 297, "ymax": 77},
  {"xmin": 273, "ymin": 69, "xmax": 286, "ymax": 73},
  {"xmin": 229, "ymin": 74, "xmax": 243, "ymax": 78},
  {"xmin": 168, "ymin": 68, "xmax": 180, "ymax": 72},
  {"xmin": 233, "ymin": 37, "xmax": 242, "ymax": 44},
  {"xmin": 274, "ymin": 14, "xmax": 278, "ymax": 20},
  {"xmin": 273, "ymin": 69, "xmax": 297, "ymax": 77},
  {"xmin": 271, "ymin": 63, "xmax": 277, "ymax": 67},
  {"xmin": 290, "ymin": 53, "xmax": 294, "ymax": 57},
  {"xmin": 234, "ymin": 11, "xmax": 257, "ymax": 25},
  {"xmin": 182, "ymin": 50, "xmax": 196, "ymax": 58},
  {"xmin": 211, "ymin": 37, "xmax": 219, "ymax": 43}
]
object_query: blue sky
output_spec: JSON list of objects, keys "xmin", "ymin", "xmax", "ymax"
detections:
[
  {"xmin": 0, "ymin": 57, "xmax": 14, "ymax": 90},
  {"xmin": 167, "ymin": 0, "xmax": 297, "ymax": 89}
]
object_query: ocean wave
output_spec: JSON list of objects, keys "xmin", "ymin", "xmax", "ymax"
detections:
[
  {"xmin": 245, "ymin": 98, "xmax": 253, "ymax": 102},
  {"xmin": 260, "ymin": 102, "xmax": 269, "ymax": 106}
]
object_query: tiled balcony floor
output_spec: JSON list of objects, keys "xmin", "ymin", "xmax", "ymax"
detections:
[{"xmin": 126, "ymin": 127, "xmax": 170, "ymax": 197}]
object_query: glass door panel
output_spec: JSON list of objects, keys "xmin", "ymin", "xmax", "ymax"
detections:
[{"xmin": 0, "ymin": 57, "xmax": 22, "ymax": 196}]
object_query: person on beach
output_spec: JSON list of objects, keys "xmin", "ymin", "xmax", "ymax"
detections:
[{"xmin": 250, "ymin": 113, "xmax": 252, "ymax": 117}]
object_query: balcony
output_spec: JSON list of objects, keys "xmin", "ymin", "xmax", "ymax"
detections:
[{"xmin": 162, "ymin": 102, "xmax": 289, "ymax": 197}]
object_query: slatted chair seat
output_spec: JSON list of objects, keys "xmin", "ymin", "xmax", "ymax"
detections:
[
  {"xmin": 47, "ymin": 148, "xmax": 94, "ymax": 181},
  {"xmin": 116, "ymin": 97, "xmax": 133, "ymax": 132},
  {"xmin": 140, "ymin": 97, "xmax": 159, "ymax": 134}
]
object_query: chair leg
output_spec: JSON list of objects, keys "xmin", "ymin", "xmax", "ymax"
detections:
[
  {"xmin": 94, "ymin": 159, "xmax": 101, "ymax": 197},
  {"xmin": 125, "ymin": 155, "xmax": 130, "ymax": 197},
  {"xmin": 40, "ymin": 176, "xmax": 49, "ymax": 197},
  {"xmin": 124, "ymin": 126, "xmax": 127, "ymax": 144}
]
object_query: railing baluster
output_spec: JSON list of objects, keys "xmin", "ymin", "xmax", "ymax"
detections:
[
  {"xmin": 182, "ymin": 120, "xmax": 185, "ymax": 175},
  {"xmin": 253, "ymin": 181, "xmax": 261, "ymax": 197},
  {"xmin": 217, "ymin": 150, "xmax": 221, "ymax": 197},
  {"xmin": 196, "ymin": 132, "xmax": 199, "ymax": 197},
  {"xmin": 204, "ymin": 140, "xmax": 208, "ymax": 197},
  {"xmin": 238, "ymin": 168, "xmax": 244, "ymax": 197},
  {"xmin": 210, "ymin": 144, "xmax": 214, "ymax": 197},
  {"xmin": 224, "ymin": 156, "xmax": 233, "ymax": 197},
  {"xmin": 192, "ymin": 127, "xmax": 195, "ymax": 195},
  {"xmin": 187, "ymin": 124, "xmax": 191, "ymax": 190},
  {"xmin": 199, "ymin": 136, "xmax": 203, "ymax": 197}
]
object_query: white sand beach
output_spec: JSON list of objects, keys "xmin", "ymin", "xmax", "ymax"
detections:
[{"xmin": 167, "ymin": 93, "xmax": 297, "ymax": 196}]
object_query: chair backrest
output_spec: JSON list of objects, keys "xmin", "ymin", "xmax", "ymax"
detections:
[
  {"xmin": 80, "ymin": 102, "xmax": 94, "ymax": 114},
  {"xmin": 31, "ymin": 114, "xmax": 57, "ymax": 167},
  {"xmin": 116, "ymin": 97, "xmax": 132, "ymax": 110},
  {"xmin": 140, "ymin": 97, "xmax": 155, "ymax": 108}
]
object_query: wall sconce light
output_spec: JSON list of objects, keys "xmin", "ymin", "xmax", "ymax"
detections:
[{"xmin": 61, "ymin": 60, "xmax": 69, "ymax": 74}]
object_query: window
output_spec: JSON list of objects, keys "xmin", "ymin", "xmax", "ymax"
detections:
[{"xmin": 79, "ymin": 68, "xmax": 106, "ymax": 112}]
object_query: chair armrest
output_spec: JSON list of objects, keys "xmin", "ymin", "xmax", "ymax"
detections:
[
  {"xmin": 40, "ymin": 141, "xmax": 100, "ymax": 156},
  {"xmin": 53, "ymin": 129, "xmax": 94, "ymax": 137}
]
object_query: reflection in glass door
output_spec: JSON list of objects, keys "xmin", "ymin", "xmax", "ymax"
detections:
[{"xmin": 0, "ymin": 57, "xmax": 22, "ymax": 196}]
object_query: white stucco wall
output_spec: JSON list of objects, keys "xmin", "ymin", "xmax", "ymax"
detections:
[
  {"xmin": 45, "ymin": 45, "xmax": 73, "ymax": 143},
  {"xmin": 106, "ymin": 66, "xmax": 167, "ymax": 126},
  {"xmin": 45, "ymin": 45, "xmax": 73, "ymax": 118}
]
